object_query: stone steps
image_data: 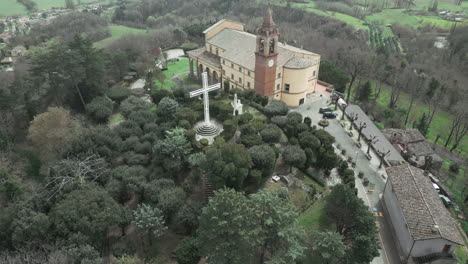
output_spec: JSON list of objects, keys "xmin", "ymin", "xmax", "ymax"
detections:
[
  {"xmin": 204, "ymin": 176, "xmax": 215, "ymax": 203},
  {"xmin": 196, "ymin": 123, "xmax": 220, "ymax": 136}
]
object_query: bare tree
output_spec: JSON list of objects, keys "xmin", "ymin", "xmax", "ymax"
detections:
[
  {"xmin": 337, "ymin": 47, "xmax": 371, "ymax": 103},
  {"xmin": 444, "ymin": 100, "xmax": 466, "ymax": 147},
  {"xmin": 348, "ymin": 113, "xmax": 358, "ymax": 130},
  {"xmin": 356, "ymin": 122, "xmax": 367, "ymax": 142},
  {"xmin": 46, "ymin": 155, "xmax": 110, "ymax": 200},
  {"xmin": 366, "ymin": 135, "xmax": 379, "ymax": 155},
  {"xmin": 424, "ymin": 83, "xmax": 446, "ymax": 133},
  {"xmin": 405, "ymin": 72, "xmax": 426, "ymax": 126},
  {"xmin": 377, "ymin": 149, "xmax": 391, "ymax": 168}
]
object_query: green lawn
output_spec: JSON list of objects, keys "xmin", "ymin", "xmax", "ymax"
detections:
[
  {"xmin": 298, "ymin": 199, "xmax": 334, "ymax": 231},
  {"xmin": 0, "ymin": 0, "xmax": 105, "ymax": 17},
  {"xmin": 153, "ymin": 59, "xmax": 190, "ymax": 90},
  {"xmin": 94, "ymin": 25, "xmax": 149, "ymax": 48},
  {"xmin": 455, "ymin": 246, "xmax": 468, "ymax": 264}
]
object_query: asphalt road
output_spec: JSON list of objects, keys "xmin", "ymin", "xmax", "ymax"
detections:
[{"xmin": 295, "ymin": 94, "xmax": 402, "ymax": 264}]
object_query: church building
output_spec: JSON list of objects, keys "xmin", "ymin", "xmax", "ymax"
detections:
[{"xmin": 187, "ymin": 7, "xmax": 322, "ymax": 106}]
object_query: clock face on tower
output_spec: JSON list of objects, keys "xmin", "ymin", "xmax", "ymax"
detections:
[{"xmin": 268, "ymin": 59, "xmax": 274, "ymax": 68}]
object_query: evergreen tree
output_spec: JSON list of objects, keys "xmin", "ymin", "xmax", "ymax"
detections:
[
  {"xmin": 416, "ymin": 112, "xmax": 429, "ymax": 136},
  {"xmin": 356, "ymin": 81, "xmax": 372, "ymax": 102}
]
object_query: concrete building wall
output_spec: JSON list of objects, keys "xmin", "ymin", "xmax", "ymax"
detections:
[
  {"xmin": 412, "ymin": 239, "xmax": 457, "ymax": 256},
  {"xmin": 204, "ymin": 20, "xmax": 244, "ymax": 41},
  {"xmin": 280, "ymin": 66, "xmax": 313, "ymax": 106},
  {"xmin": 222, "ymin": 59, "xmax": 254, "ymax": 90},
  {"xmin": 383, "ymin": 182, "xmax": 414, "ymax": 258}
]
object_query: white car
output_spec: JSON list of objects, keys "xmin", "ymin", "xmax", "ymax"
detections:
[
  {"xmin": 272, "ymin": 175, "xmax": 281, "ymax": 182},
  {"xmin": 432, "ymin": 183, "xmax": 440, "ymax": 192}
]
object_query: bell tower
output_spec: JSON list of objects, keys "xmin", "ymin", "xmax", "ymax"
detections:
[{"xmin": 254, "ymin": 6, "xmax": 279, "ymax": 98}]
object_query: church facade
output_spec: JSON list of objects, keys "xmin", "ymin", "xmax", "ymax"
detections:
[{"xmin": 187, "ymin": 7, "xmax": 321, "ymax": 106}]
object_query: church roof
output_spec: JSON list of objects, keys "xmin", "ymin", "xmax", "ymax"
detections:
[
  {"xmin": 284, "ymin": 57, "xmax": 313, "ymax": 69},
  {"xmin": 207, "ymin": 29, "xmax": 317, "ymax": 71}
]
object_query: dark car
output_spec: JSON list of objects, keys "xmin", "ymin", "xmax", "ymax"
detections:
[
  {"xmin": 322, "ymin": 112, "xmax": 337, "ymax": 119},
  {"xmin": 319, "ymin": 107, "xmax": 333, "ymax": 114}
]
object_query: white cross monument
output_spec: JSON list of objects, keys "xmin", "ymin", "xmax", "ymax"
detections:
[
  {"xmin": 231, "ymin": 93, "xmax": 243, "ymax": 116},
  {"xmin": 189, "ymin": 72, "xmax": 222, "ymax": 136}
]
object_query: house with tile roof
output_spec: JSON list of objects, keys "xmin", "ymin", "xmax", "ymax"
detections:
[
  {"xmin": 187, "ymin": 6, "xmax": 324, "ymax": 106},
  {"xmin": 383, "ymin": 164, "xmax": 463, "ymax": 264}
]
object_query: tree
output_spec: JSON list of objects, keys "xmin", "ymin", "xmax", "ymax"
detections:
[
  {"xmin": 175, "ymin": 237, "xmax": 201, "ymax": 264},
  {"xmin": 251, "ymin": 190, "xmax": 305, "ymax": 263},
  {"xmin": 106, "ymin": 85, "xmax": 130, "ymax": 103},
  {"xmin": 120, "ymin": 96, "xmax": 152, "ymax": 117},
  {"xmin": 260, "ymin": 124, "xmax": 282, "ymax": 143},
  {"xmin": 283, "ymin": 145, "xmax": 306, "ymax": 172},
  {"xmin": 416, "ymin": 112, "xmax": 429, "ymax": 136},
  {"xmin": 197, "ymin": 189, "xmax": 260, "ymax": 264},
  {"xmin": 326, "ymin": 184, "xmax": 379, "ymax": 263},
  {"xmin": 51, "ymin": 184, "xmax": 124, "ymax": 249},
  {"xmin": 203, "ymin": 143, "xmax": 252, "ymax": 189},
  {"xmin": 264, "ymin": 100, "xmax": 288, "ymax": 117},
  {"xmin": 356, "ymin": 81, "xmax": 372, "ymax": 103},
  {"xmin": 133, "ymin": 203, "xmax": 167, "ymax": 246},
  {"xmin": 157, "ymin": 187, "xmax": 186, "ymax": 220},
  {"xmin": 318, "ymin": 60, "xmax": 350, "ymax": 93},
  {"xmin": 356, "ymin": 121, "xmax": 367, "ymax": 142},
  {"xmin": 154, "ymin": 128, "xmax": 192, "ymax": 173},
  {"xmin": 249, "ymin": 144, "xmax": 276, "ymax": 175},
  {"xmin": 310, "ymin": 231, "xmax": 345, "ymax": 264},
  {"xmin": 157, "ymin": 96, "xmax": 179, "ymax": 119},
  {"xmin": 337, "ymin": 47, "xmax": 371, "ymax": 103},
  {"xmin": 86, "ymin": 95, "xmax": 114, "ymax": 122},
  {"xmin": 28, "ymin": 107, "xmax": 82, "ymax": 164},
  {"xmin": 65, "ymin": 0, "xmax": 75, "ymax": 9}
]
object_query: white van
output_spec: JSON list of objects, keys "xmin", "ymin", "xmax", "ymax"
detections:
[{"xmin": 432, "ymin": 183, "xmax": 440, "ymax": 193}]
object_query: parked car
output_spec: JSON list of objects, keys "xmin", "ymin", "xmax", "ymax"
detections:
[
  {"xmin": 322, "ymin": 112, "xmax": 337, "ymax": 119},
  {"xmin": 429, "ymin": 175, "xmax": 440, "ymax": 184},
  {"xmin": 319, "ymin": 107, "xmax": 333, "ymax": 113},
  {"xmin": 439, "ymin": 195, "xmax": 452, "ymax": 207},
  {"xmin": 432, "ymin": 183, "xmax": 440, "ymax": 193}
]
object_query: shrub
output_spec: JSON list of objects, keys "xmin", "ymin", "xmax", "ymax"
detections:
[
  {"xmin": 286, "ymin": 111, "xmax": 303, "ymax": 124},
  {"xmin": 358, "ymin": 172, "xmax": 364, "ymax": 179},
  {"xmin": 120, "ymin": 96, "xmax": 152, "ymax": 117},
  {"xmin": 239, "ymin": 112, "xmax": 253, "ymax": 125},
  {"xmin": 240, "ymin": 134, "xmax": 263, "ymax": 147},
  {"xmin": 363, "ymin": 177, "xmax": 370, "ymax": 186},
  {"xmin": 271, "ymin": 116, "xmax": 287, "ymax": 128},
  {"xmin": 304, "ymin": 168, "xmax": 326, "ymax": 187},
  {"xmin": 341, "ymin": 149, "xmax": 346, "ymax": 155},
  {"xmin": 199, "ymin": 138, "xmax": 209, "ymax": 146},
  {"xmin": 150, "ymin": 88, "xmax": 174, "ymax": 104},
  {"xmin": 304, "ymin": 117, "xmax": 312, "ymax": 127},
  {"xmin": 106, "ymin": 85, "xmax": 131, "ymax": 103},
  {"xmin": 157, "ymin": 97, "xmax": 179, "ymax": 118},
  {"xmin": 260, "ymin": 124, "xmax": 282, "ymax": 143},
  {"xmin": 86, "ymin": 96, "xmax": 114, "ymax": 122},
  {"xmin": 128, "ymin": 110, "xmax": 156, "ymax": 127},
  {"xmin": 264, "ymin": 100, "xmax": 288, "ymax": 117},
  {"xmin": 222, "ymin": 119, "xmax": 237, "ymax": 140},
  {"xmin": 449, "ymin": 163, "xmax": 460, "ymax": 174},
  {"xmin": 178, "ymin": 120, "xmax": 191, "ymax": 130}
]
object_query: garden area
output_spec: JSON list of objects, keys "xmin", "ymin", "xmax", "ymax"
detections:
[
  {"xmin": 368, "ymin": 24, "xmax": 401, "ymax": 53},
  {"xmin": 153, "ymin": 58, "xmax": 191, "ymax": 90}
]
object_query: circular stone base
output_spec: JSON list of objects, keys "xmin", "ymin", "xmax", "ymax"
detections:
[{"xmin": 194, "ymin": 119, "xmax": 223, "ymax": 145}]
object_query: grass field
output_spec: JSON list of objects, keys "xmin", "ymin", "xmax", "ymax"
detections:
[
  {"xmin": 94, "ymin": 25, "xmax": 149, "ymax": 48},
  {"xmin": 153, "ymin": 59, "xmax": 190, "ymax": 90},
  {"xmin": 0, "ymin": 0, "xmax": 107, "ymax": 17},
  {"xmin": 365, "ymin": 82, "xmax": 468, "ymax": 158}
]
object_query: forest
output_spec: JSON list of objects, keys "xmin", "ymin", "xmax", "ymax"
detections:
[{"xmin": 0, "ymin": 0, "xmax": 467, "ymax": 263}]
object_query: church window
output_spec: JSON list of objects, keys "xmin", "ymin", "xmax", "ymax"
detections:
[
  {"xmin": 313, "ymin": 70, "xmax": 316, "ymax": 77},
  {"xmin": 216, "ymin": 48, "xmax": 219, "ymax": 55},
  {"xmin": 278, "ymin": 73, "xmax": 281, "ymax": 78},
  {"xmin": 223, "ymin": 60, "xmax": 225, "ymax": 65},
  {"xmin": 285, "ymin": 84, "xmax": 290, "ymax": 92},
  {"xmin": 231, "ymin": 74, "xmax": 234, "ymax": 79},
  {"xmin": 248, "ymin": 71, "xmax": 251, "ymax": 76},
  {"xmin": 209, "ymin": 45, "xmax": 212, "ymax": 52},
  {"xmin": 260, "ymin": 39, "xmax": 265, "ymax": 52},
  {"xmin": 239, "ymin": 66, "xmax": 242, "ymax": 72},
  {"xmin": 276, "ymin": 84, "xmax": 280, "ymax": 91},
  {"xmin": 223, "ymin": 70, "xmax": 226, "ymax": 74},
  {"xmin": 231, "ymin": 63, "xmax": 234, "ymax": 68},
  {"xmin": 269, "ymin": 38, "xmax": 275, "ymax": 54},
  {"xmin": 247, "ymin": 82, "xmax": 250, "ymax": 88},
  {"xmin": 239, "ymin": 77, "xmax": 242, "ymax": 83}
]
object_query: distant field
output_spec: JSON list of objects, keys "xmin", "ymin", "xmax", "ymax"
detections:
[
  {"xmin": 94, "ymin": 25, "xmax": 149, "ymax": 48},
  {"xmin": 272, "ymin": 0, "xmax": 467, "ymax": 31},
  {"xmin": 0, "ymin": 0, "xmax": 111, "ymax": 17}
]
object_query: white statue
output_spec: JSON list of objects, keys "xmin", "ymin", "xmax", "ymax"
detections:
[{"xmin": 231, "ymin": 93, "xmax": 243, "ymax": 116}]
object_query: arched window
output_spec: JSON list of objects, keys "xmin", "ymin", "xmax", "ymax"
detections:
[
  {"xmin": 259, "ymin": 39, "xmax": 265, "ymax": 52},
  {"xmin": 269, "ymin": 38, "xmax": 275, "ymax": 54}
]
